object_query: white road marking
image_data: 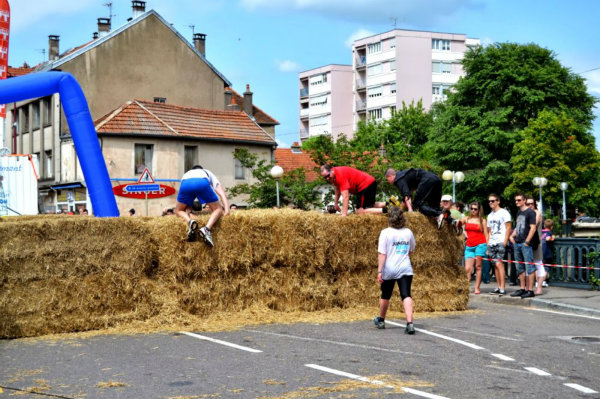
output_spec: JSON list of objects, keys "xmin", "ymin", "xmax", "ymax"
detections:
[
  {"xmin": 530, "ymin": 307, "xmax": 600, "ymax": 321},
  {"xmin": 430, "ymin": 326, "xmax": 522, "ymax": 341},
  {"xmin": 179, "ymin": 331, "xmax": 262, "ymax": 353},
  {"xmin": 491, "ymin": 353, "xmax": 515, "ymax": 361},
  {"xmin": 524, "ymin": 367, "xmax": 551, "ymax": 376},
  {"xmin": 385, "ymin": 321, "xmax": 485, "ymax": 350},
  {"xmin": 564, "ymin": 383, "xmax": 598, "ymax": 394},
  {"xmin": 244, "ymin": 329, "xmax": 429, "ymax": 357},
  {"xmin": 305, "ymin": 364, "xmax": 452, "ymax": 399}
]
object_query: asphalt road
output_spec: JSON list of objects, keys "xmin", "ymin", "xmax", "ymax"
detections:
[{"xmin": 1, "ymin": 300, "xmax": 600, "ymax": 399}]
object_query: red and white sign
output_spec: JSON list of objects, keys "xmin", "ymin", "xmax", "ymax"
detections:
[
  {"xmin": 0, "ymin": 0, "xmax": 10, "ymax": 118},
  {"xmin": 113, "ymin": 183, "xmax": 176, "ymax": 199},
  {"xmin": 137, "ymin": 167, "xmax": 155, "ymax": 183}
]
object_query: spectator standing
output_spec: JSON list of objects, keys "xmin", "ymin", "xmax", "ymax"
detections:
[
  {"xmin": 175, "ymin": 165, "xmax": 230, "ymax": 247},
  {"xmin": 509, "ymin": 193, "xmax": 537, "ymax": 298},
  {"xmin": 526, "ymin": 198, "xmax": 545, "ymax": 294},
  {"xmin": 487, "ymin": 194, "xmax": 511, "ymax": 296},
  {"xmin": 462, "ymin": 202, "xmax": 489, "ymax": 294},
  {"xmin": 540, "ymin": 219, "xmax": 555, "ymax": 292},
  {"xmin": 320, "ymin": 165, "xmax": 377, "ymax": 216},
  {"xmin": 373, "ymin": 207, "xmax": 416, "ymax": 334}
]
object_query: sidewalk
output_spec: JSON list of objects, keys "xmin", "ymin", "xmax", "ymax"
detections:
[{"xmin": 468, "ymin": 281, "xmax": 600, "ymax": 318}]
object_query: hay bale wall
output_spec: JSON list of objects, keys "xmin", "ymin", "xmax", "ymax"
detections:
[{"xmin": 0, "ymin": 210, "xmax": 467, "ymax": 338}]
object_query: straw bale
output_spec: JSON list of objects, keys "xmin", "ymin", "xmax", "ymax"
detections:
[{"xmin": 0, "ymin": 210, "xmax": 466, "ymax": 338}]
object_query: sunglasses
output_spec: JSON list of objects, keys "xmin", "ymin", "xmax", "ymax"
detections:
[
  {"xmin": 515, "ymin": 199, "xmax": 523, "ymax": 202},
  {"xmin": 471, "ymin": 207, "xmax": 479, "ymax": 211},
  {"xmin": 488, "ymin": 199, "xmax": 497, "ymax": 203},
  {"xmin": 526, "ymin": 202, "xmax": 534, "ymax": 205}
]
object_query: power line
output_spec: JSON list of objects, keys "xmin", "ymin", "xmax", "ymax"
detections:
[{"xmin": 578, "ymin": 67, "xmax": 600, "ymax": 74}]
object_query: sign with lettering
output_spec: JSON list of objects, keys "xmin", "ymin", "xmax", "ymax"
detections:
[{"xmin": 112, "ymin": 183, "xmax": 175, "ymax": 199}]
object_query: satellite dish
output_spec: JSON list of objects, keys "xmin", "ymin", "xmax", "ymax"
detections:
[{"xmin": 0, "ymin": 147, "xmax": 10, "ymax": 156}]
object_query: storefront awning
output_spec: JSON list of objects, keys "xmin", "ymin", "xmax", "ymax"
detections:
[{"xmin": 50, "ymin": 182, "xmax": 85, "ymax": 190}]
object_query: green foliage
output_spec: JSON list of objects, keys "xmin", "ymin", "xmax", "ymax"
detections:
[
  {"xmin": 428, "ymin": 42, "xmax": 597, "ymax": 205},
  {"xmin": 227, "ymin": 148, "xmax": 323, "ymax": 210},
  {"xmin": 507, "ymin": 110, "xmax": 600, "ymax": 215}
]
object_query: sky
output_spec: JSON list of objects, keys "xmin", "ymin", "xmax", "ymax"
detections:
[{"xmin": 6, "ymin": 0, "xmax": 600, "ymax": 148}]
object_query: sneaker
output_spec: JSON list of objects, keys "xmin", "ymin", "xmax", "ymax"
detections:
[
  {"xmin": 510, "ymin": 289, "xmax": 525, "ymax": 297},
  {"xmin": 498, "ymin": 289, "xmax": 506, "ymax": 297},
  {"xmin": 387, "ymin": 195, "xmax": 402, "ymax": 208},
  {"xmin": 436, "ymin": 214, "xmax": 445, "ymax": 229},
  {"xmin": 198, "ymin": 226, "xmax": 214, "ymax": 247},
  {"xmin": 542, "ymin": 281, "xmax": 548, "ymax": 287},
  {"xmin": 490, "ymin": 288, "xmax": 501, "ymax": 295},
  {"xmin": 187, "ymin": 220, "xmax": 198, "ymax": 242},
  {"xmin": 373, "ymin": 316, "xmax": 385, "ymax": 329},
  {"xmin": 405, "ymin": 323, "xmax": 415, "ymax": 335},
  {"xmin": 520, "ymin": 290, "xmax": 535, "ymax": 299}
]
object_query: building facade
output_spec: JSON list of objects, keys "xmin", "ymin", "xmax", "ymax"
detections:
[{"xmin": 299, "ymin": 64, "xmax": 353, "ymax": 142}]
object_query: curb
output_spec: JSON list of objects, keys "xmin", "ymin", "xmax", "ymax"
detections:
[{"xmin": 468, "ymin": 293, "xmax": 600, "ymax": 318}]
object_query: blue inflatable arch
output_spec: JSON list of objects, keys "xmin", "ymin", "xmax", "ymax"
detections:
[{"xmin": 0, "ymin": 71, "xmax": 119, "ymax": 217}]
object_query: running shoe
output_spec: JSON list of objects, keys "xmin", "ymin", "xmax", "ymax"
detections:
[
  {"xmin": 187, "ymin": 220, "xmax": 198, "ymax": 242},
  {"xmin": 436, "ymin": 214, "xmax": 445, "ymax": 229},
  {"xmin": 373, "ymin": 316, "xmax": 385, "ymax": 329},
  {"xmin": 405, "ymin": 323, "xmax": 415, "ymax": 335},
  {"xmin": 490, "ymin": 288, "xmax": 501, "ymax": 295},
  {"xmin": 542, "ymin": 281, "xmax": 548, "ymax": 287},
  {"xmin": 520, "ymin": 290, "xmax": 535, "ymax": 299},
  {"xmin": 198, "ymin": 226, "xmax": 214, "ymax": 247},
  {"xmin": 510, "ymin": 289, "xmax": 525, "ymax": 297},
  {"xmin": 452, "ymin": 219, "xmax": 463, "ymax": 235}
]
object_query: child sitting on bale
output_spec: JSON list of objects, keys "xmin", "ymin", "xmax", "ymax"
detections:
[{"xmin": 373, "ymin": 206, "xmax": 416, "ymax": 334}]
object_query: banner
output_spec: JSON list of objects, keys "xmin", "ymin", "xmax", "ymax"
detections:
[{"xmin": 0, "ymin": 0, "xmax": 9, "ymax": 118}]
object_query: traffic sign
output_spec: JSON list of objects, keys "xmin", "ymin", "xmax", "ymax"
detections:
[
  {"xmin": 124, "ymin": 184, "xmax": 160, "ymax": 193},
  {"xmin": 137, "ymin": 168, "xmax": 155, "ymax": 183}
]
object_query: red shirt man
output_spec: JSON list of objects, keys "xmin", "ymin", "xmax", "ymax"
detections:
[{"xmin": 320, "ymin": 165, "xmax": 377, "ymax": 216}]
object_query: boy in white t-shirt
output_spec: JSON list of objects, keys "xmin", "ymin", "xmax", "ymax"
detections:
[
  {"xmin": 373, "ymin": 207, "xmax": 417, "ymax": 334},
  {"xmin": 486, "ymin": 193, "xmax": 511, "ymax": 296}
]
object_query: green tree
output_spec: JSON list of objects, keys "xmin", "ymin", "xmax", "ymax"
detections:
[
  {"xmin": 427, "ymin": 42, "xmax": 597, "ymax": 204},
  {"xmin": 227, "ymin": 148, "xmax": 323, "ymax": 210},
  {"xmin": 507, "ymin": 110, "xmax": 600, "ymax": 215}
]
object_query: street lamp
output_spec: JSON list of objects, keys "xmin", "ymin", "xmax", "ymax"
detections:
[
  {"xmin": 442, "ymin": 170, "xmax": 465, "ymax": 202},
  {"xmin": 560, "ymin": 182, "xmax": 568, "ymax": 222},
  {"xmin": 270, "ymin": 165, "xmax": 284, "ymax": 208},
  {"xmin": 532, "ymin": 177, "xmax": 548, "ymax": 215}
]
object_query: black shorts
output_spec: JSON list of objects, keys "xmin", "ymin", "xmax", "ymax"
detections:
[
  {"xmin": 355, "ymin": 180, "xmax": 377, "ymax": 209},
  {"xmin": 380, "ymin": 275, "xmax": 413, "ymax": 300}
]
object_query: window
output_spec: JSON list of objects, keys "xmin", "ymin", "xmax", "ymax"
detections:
[
  {"xmin": 45, "ymin": 150, "xmax": 53, "ymax": 178},
  {"xmin": 390, "ymin": 106, "xmax": 397, "ymax": 115},
  {"xmin": 390, "ymin": 38, "xmax": 396, "ymax": 49},
  {"xmin": 134, "ymin": 144, "xmax": 153, "ymax": 174},
  {"xmin": 367, "ymin": 41, "xmax": 382, "ymax": 54},
  {"xmin": 367, "ymin": 86, "xmax": 383, "ymax": 98},
  {"xmin": 432, "ymin": 39, "xmax": 451, "ymax": 51},
  {"xmin": 309, "ymin": 73, "xmax": 327, "ymax": 86},
  {"xmin": 235, "ymin": 158, "xmax": 245, "ymax": 179},
  {"xmin": 368, "ymin": 108, "xmax": 382, "ymax": 120},
  {"xmin": 42, "ymin": 97, "xmax": 51, "ymax": 126},
  {"xmin": 310, "ymin": 95, "xmax": 328, "ymax": 107},
  {"xmin": 367, "ymin": 63, "xmax": 382, "ymax": 76},
  {"xmin": 153, "ymin": 97, "xmax": 166, "ymax": 103},
  {"xmin": 19, "ymin": 106, "xmax": 29, "ymax": 133},
  {"xmin": 184, "ymin": 146, "xmax": 197, "ymax": 172},
  {"xmin": 389, "ymin": 60, "xmax": 396, "ymax": 71},
  {"xmin": 390, "ymin": 83, "xmax": 397, "ymax": 94},
  {"xmin": 432, "ymin": 61, "xmax": 451, "ymax": 74},
  {"xmin": 432, "ymin": 85, "xmax": 441, "ymax": 95},
  {"xmin": 309, "ymin": 115, "xmax": 328, "ymax": 127},
  {"xmin": 32, "ymin": 102, "xmax": 40, "ymax": 129}
]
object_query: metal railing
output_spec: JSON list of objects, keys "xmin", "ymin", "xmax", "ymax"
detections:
[{"xmin": 300, "ymin": 87, "xmax": 309, "ymax": 98}]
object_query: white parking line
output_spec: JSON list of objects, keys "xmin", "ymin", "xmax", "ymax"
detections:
[
  {"xmin": 530, "ymin": 308, "xmax": 600, "ymax": 321},
  {"xmin": 491, "ymin": 353, "xmax": 515, "ymax": 361},
  {"xmin": 179, "ymin": 331, "xmax": 262, "ymax": 353},
  {"xmin": 305, "ymin": 364, "xmax": 452, "ymax": 399},
  {"xmin": 564, "ymin": 383, "xmax": 598, "ymax": 394},
  {"xmin": 385, "ymin": 321, "xmax": 485, "ymax": 350},
  {"xmin": 244, "ymin": 329, "xmax": 429, "ymax": 357},
  {"xmin": 524, "ymin": 367, "xmax": 551, "ymax": 376}
]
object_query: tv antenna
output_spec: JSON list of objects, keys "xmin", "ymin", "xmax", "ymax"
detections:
[
  {"xmin": 37, "ymin": 48, "xmax": 46, "ymax": 62},
  {"xmin": 390, "ymin": 17, "xmax": 397, "ymax": 28},
  {"xmin": 188, "ymin": 25, "xmax": 195, "ymax": 35},
  {"xmin": 104, "ymin": 2, "xmax": 116, "ymax": 22}
]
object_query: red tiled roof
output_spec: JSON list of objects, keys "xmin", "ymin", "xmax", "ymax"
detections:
[
  {"xmin": 95, "ymin": 99, "xmax": 277, "ymax": 145},
  {"xmin": 7, "ymin": 65, "xmax": 34, "ymax": 77},
  {"xmin": 225, "ymin": 87, "xmax": 279, "ymax": 125},
  {"xmin": 275, "ymin": 145, "xmax": 319, "ymax": 182}
]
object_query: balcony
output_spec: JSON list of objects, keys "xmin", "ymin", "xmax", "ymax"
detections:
[
  {"xmin": 300, "ymin": 108, "xmax": 309, "ymax": 119},
  {"xmin": 300, "ymin": 87, "xmax": 309, "ymax": 98},
  {"xmin": 356, "ymin": 100, "xmax": 366, "ymax": 111},
  {"xmin": 355, "ymin": 56, "xmax": 366, "ymax": 69},
  {"xmin": 300, "ymin": 128, "xmax": 309, "ymax": 139},
  {"xmin": 355, "ymin": 78, "xmax": 366, "ymax": 91}
]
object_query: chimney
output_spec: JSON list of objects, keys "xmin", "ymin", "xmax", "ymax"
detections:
[
  {"xmin": 224, "ymin": 89, "xmax": 233, "ymax": 111},
  {"xmin": 193, "ymin": 33, "xmax": 206, "ymax": 57},
  {"xmin": 291, "ymin": 142, "xmax": 302, "ymax": 153},
  {"xmin": 48, "ymin": 35, "xmax": 60, "ymax": 60},
  {"xmin": 97, "ymin": 18, "xmax": 111, "ymax": 38},
  {"xmin": 243, "ymin": 84, "xmax": 253, "ymax": 117},
  {"xmin": 226, "ymin": 96, "xmax": 241, "ymax": 112},
  {"xmin": 132, "ymin": 1, "xmax": 146, "ymax": 19},
  {"xmin": 93, "ymin": 32, "xmax": 99, "ymax": 40}
]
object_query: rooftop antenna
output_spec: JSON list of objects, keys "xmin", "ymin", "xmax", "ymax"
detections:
[
  {"xmin": 390, "ymin": 17, "xmax": 397, "ymax": 28},
  {"xmin": 188, "ymin": 25, "xmax": 195, "ymax": 36},
  {"xmin": 104, "ymin": 2, "xmax": 116, "ymax": 23},
  {"xmin": 37, "ymin": 48, "xmax": 46, "ymax": 62}
]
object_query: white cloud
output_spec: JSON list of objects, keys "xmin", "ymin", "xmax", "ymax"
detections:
[
  {"xmin": 345, "ymin": 28, "xmax": 375, "ymax": 48},
  {"xmin": 240, "ymin": 0, "xmax": 484, "ymax": 25},
  {"xmin": 584, "ymin": 70, "xmax": 600, "ymax": 97},
  {"xmin": 276, "ymin": 59, "xmax": 301, "ymax": 72}
]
